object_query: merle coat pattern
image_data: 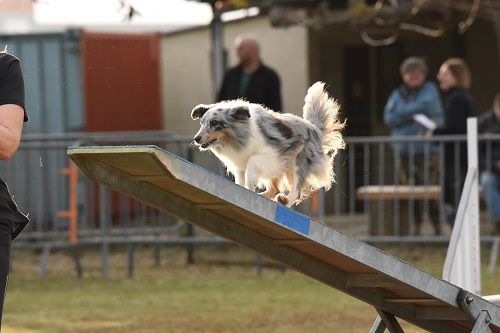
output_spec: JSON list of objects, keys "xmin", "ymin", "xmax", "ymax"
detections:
[{"xmin": 191, "ymin": 82, "xmax": 345, "ymax": 207}]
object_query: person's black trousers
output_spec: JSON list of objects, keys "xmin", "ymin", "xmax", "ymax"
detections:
[{"xmin": 0, "ymin": 222, "xmax": 12, "ymax": 327}]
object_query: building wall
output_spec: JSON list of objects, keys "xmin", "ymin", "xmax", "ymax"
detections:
[
  {"xmin": 160, "ymin": 16, "xmax": 309, "ymax": 136},
  {"xmin": 160, "ymin": 28, "xmax": 213, "ymax": 136}
]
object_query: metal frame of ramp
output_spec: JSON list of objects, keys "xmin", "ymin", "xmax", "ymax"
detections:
[{"xmin": 68, "ymin": 145, "xmax": 500, "ymax": 333}]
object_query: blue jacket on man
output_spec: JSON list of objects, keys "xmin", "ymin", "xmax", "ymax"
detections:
[{"xmin": 384, "ymin": 81, "xmax": 444, "ymax": 154}]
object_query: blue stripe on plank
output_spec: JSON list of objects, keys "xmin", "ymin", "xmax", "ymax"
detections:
[{"xmin": 274, "ymin": 205, "xmax": 310, "ymax": 235}]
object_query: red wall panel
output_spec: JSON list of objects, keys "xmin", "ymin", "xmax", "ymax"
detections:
[{"xmin": 82, "ymin": 32, "xmax": 162, "ymax": 131}]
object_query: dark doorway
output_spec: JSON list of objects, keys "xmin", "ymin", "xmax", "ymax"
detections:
[{"xmin": 343, "ymin": 46, "xmax": 373, "ymax": 136}]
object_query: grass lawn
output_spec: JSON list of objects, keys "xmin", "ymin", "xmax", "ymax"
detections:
[{"xmin": 3, "ymin": 244, "xmax": 499, "ymax": 333}]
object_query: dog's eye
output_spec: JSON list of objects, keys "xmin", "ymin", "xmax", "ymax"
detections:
[{"xmin": 210, "ymin": 120, "xmax": 219, "ymax": 127}]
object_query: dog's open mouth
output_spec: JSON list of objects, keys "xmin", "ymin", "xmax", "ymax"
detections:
[{"xmin": 200, "ymin": 138, "xmax": 217, "ymax": 149}]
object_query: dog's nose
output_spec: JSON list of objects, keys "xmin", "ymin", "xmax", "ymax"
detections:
[{"xmin": 194, "ymin": 136, "xmax": 202, "ymax": 144}]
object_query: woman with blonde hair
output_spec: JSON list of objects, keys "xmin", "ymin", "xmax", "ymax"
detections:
[{"xmin": 434, "ymin": 58, "xmax": 477, "ymax": 226}]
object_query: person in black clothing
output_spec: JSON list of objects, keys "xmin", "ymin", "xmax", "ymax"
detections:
[
  {"xmin": 434, "ymin": 58, "xmax": 477, "ymax": 226},
  {"xmin": 0, "ymin": 50, "xmax": 29, "ymax": 326},
  {"xmin": 218, "ymin": 34, "xmax": 282, "ymax": 112},
  {"xmin": 478, "ymin": 92, "xmax": 500, "ymax": 234}
]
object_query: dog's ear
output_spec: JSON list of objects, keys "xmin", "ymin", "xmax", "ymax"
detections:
[
  {"xmin": 191, "ymin": 104, "xmax": 211, "ymax": 120},
  {"xmin": 230, "ymin": 106, "xmax": 250, "ymax": 120}
]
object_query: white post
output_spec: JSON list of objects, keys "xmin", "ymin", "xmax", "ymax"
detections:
[
  {"xmin": 467, "ymin": 117, "xmax": 481, "ymax": 295},
  {"xmin": 442, "ymin": 118, "xmax": 481, "ymax": 295}
]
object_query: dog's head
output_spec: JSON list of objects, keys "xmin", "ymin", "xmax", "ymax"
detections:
[{"xmin": 191, "ymin": 102, "xmax": 251, "ymax": 150}]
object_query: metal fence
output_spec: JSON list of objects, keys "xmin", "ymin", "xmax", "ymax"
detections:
[
  {"xmin": 2, "ymin": 131, "xmax": 499, "ymax": 251},
  {"xmin": 327, "ymin": 134, "xmax": 500, "ymax": 242},
  {"xmin": 5, "ymin": 131, "xmax": 212, "ymax": 246}
]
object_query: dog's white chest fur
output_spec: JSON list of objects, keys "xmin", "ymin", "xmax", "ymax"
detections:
[{"xmin": 212, "ymin": 121, "xmax": 280, "ymax": 181}]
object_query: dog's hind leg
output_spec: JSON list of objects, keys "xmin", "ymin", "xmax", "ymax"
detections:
[
  {"xmin": 278, "ymin": 152, "xmax": 312, "ymax": 206},
  {"xmin": 275, "ymin": 166, "xmax": 299, "ymax": 207}
]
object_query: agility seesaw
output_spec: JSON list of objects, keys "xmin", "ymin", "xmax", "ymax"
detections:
[{"xmin": 68, "ymin": 145, "xmax": 500, "ymax": 333}]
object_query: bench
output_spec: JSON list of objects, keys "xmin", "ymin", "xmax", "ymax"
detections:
[
  {"xmin": 356, "ymin": 185, "xmax": 441, "ymax": 236},
  {"xmin": 356, "ymin": 185, "xmax": 441, "ymax": 201}
]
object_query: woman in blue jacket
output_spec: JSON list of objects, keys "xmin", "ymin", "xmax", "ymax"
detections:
[{"xmin": 384, "ymin": 57, "xmax": 444, "ymax": 235}]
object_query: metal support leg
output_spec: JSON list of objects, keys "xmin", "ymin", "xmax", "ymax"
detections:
[
  {"xmin": 154, "ymin": 243, "xmax": 161, "ymax": 267},
  {"xmin": 100, "ymin": 185, "xmax": 110, "ymax": 279},
  {"xmin": 457, "ymin": 290, "xmax": 493, "ymax": 333},
  {"xmin": 186, "ymin": 223, "xmax": 195, "ymax": 264},
  {"xmin": 488, "ymin": 237, "xmax": 499, "ymax": 274},
  {"xmin": 71, "ymin": 245, "xmax": 83, "ymax": 278},
  {"xmin": 375, "ymin": 309, "xmax": 404, "ymax": 333},
  {"xmin": 471, "ymin": 311, "xmax": 492, "ymax": 333},
  {"xmin": 38, "ymin": 245, "xmax": 51, "ymax": 278},
  {"xmin": 255, "ymin": 253, "xmax": 263, "ymax": 275},
  {"xmin": 127, "ymin": 243, "xmax": 135, "ymax": 278},
  {"xmin": 369, "ymin": 315, "xmax": 386, "ymax": 333}
]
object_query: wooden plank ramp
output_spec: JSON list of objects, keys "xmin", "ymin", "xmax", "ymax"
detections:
[{"xmin": 68, "ymin": 145, "xmax": 500, "ymax": 333}]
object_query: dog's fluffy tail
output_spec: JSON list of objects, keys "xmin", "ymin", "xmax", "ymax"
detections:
[{"xmin": 303, "ymin": 82, "xmax": 346, "ymax": 158}]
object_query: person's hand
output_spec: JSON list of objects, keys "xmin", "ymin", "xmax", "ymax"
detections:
[{"xmin": 425, "ymin": 130, "xmax": 434, "ymax": 138}]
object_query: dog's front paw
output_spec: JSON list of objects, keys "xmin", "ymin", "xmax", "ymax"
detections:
[{"xmin": 275, "ymin": 194, "xmax": 289, "ymax": 206}]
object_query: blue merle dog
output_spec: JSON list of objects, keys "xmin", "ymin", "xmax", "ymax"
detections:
[{"xmin": 192, "ymin": 82, "xmax": 345, "ymax": 207}]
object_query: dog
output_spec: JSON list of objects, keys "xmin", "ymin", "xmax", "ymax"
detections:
[{"xmin": 191, "ymin": 82, "xmax": 345, "ymax": 207}]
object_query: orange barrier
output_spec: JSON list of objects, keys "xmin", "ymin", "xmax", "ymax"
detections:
[
  {"xmin": 57, "ymin": 161, "xmax": 79, "ymax": 244},
  {"xmin": 309, "ymin": 191, "xmax": 320, "ymax": 220}
]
